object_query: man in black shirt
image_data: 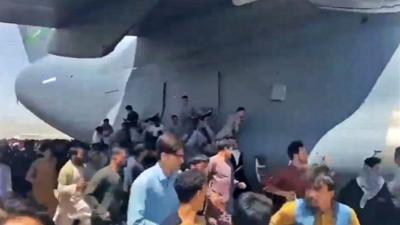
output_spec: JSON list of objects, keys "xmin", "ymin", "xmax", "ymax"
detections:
[
  {"xmin": 125, "ymin": 105, "xmax": 139, "ymax": 124},
  {"xmin": 161, "ymin": 170, "xmax": 207, "ymax": 225}
]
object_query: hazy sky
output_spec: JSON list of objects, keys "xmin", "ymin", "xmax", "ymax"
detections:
[{"xmin": 0, "ymin": 23, "xmax": 68, "ymax": 139}]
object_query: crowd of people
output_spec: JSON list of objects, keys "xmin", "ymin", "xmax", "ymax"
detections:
[{"xmin": 0, "ymin": 95, "xmax": 399, "ymax": 225}]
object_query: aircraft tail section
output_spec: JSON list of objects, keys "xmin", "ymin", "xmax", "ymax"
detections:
[
  {"xmin": 18, "ymin": 25, "xmax": 51, "ymax": 63},
  {"xmin": 107, "ymin": 36, "xmax": 137, "ymax": 71}
]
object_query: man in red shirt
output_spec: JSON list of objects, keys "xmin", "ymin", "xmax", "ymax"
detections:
[{"xmin": 263, "ymin": 140, "xmax": 309, "ymax": 208}]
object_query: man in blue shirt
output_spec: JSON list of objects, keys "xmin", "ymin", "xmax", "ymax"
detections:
[{"xmin": 127, "ymin": 132, "xmax": 185, "ymax": 225}]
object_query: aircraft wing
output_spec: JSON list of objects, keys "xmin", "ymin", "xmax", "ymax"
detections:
[
  {"xmin": 0, "ymin": 0, "xmax": 105, "ymax": 27},
  {"xmin": 0, "ymin": 0, "xmax": 235, "ymax": 58},
  {"xmin": 0, "ymin": 0, "xmax": 162, "ymax": 57},
  {"xmin": 10, "ymin": 0, "xmax": 400, "ymax": 58},
  {"xmin": 3, "ymin": 0, "xmax": 400, "ymax": 58},
  {"xmin": 0, "ymin": 0, "xmax": 57, "ymax": 27}
]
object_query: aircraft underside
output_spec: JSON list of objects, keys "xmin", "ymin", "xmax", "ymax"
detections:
[
  {"xmin": 114, "ymin": 8, "xmax": 400, "ymax": 182},
  {"xmin": 12, "ymin": 1, "xmax": 400, "ymax": 184}
]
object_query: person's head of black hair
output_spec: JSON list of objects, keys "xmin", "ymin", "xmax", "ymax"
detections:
[
  {"xmin": 141, "ymin": 153, "xmax": 158, "ymax": 169},
  {"xmin": 125, "ymin": 105, "xmax": 133, "ymax": 111},
  {"xmin": 103, "ymin": 118, "xmax": 110, "ymax": 124},
  {"xmin": 232, "ymin": 192, "xmax": 273, "ymax": 225},
  {"xmin": 111, "ymin": 146, "xmax": 128, "ymax": 157},
  {"xmin": 68, "ymin": 140, "xmax": 89, "ymax": 159},
  {"xmin": 0, "ymin": 197, "xmax": 57, "ymax": 224},
  {"xmin": 364, "ymin": 157, "xmax": 381, "ymax": 168},
  {"xmin": 216, "ymin": 137, "xmax": 235, "ymax": 152},
  {"xmin": 38, "ymin": 141, "xmax": 53, "ymax": 153},
  {"xmin": 174, "ymin": 170, "xmax": 207, "ymax": 204},
  {"xmin": 395, "ymin": 146, "xmax": 400, "ymax": 159},
  {"xmin": 156, "ymin": 132, "xmax": 183, "ymax": 155},
  {"xmin": 171, "ymin": 114, "xmax": 178, "ymax": 119},
  {"xmin": 181, "ymin": 95, "xmax": 188, "ymax": 100},
  {"xmin": 236, "ymin": 106, "xmax": 245, "ymax": 112},
  {"xmin": 91, "ymin": 143, "xmax": 108, "ymax": 153},
  {"xmin": 287, "ymin": 140, "xmax": 304, "ymax": 160},
  {"xmin": 187, "ymin": 154, "xmax": 209, "ymax": 167},
  {"xmin": 145, "ymin": 113, "xmax": 161, "ymax": 126},
  {"xmin": 395, "ymin": 147, "xmax": 400, "ymax": 165}
]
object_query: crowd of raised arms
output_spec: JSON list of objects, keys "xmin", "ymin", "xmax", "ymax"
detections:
[{"xmin": 0, "ymin": 95, "xmax": 399, "ymax": 225}]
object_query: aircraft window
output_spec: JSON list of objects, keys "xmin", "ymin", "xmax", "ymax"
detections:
[
  {"xmin": 309, "ymin": 0, "xmax": 400, "ymax": 13},
  {"xmin": 232, "ymin": 0, "xmax": 259, "ymax": 6},
  {"xmin": 42, "ymin": 77, "xmax": 56, "ymax": 84},
  {"xmin": 105, "ymin": 89, "xmax": 119, "ymax": 94}
]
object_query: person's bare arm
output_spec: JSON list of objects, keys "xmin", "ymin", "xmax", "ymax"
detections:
[
  {"xmin": 25, "ymin": 160, "xmax": 39, "ymax": 183},
  {"xmin": 264, "ymin": 185, "xmax": 296, "ymax": 201}
]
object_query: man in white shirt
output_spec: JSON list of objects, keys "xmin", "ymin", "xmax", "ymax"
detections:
[
  {"xmin": 388, "ymin": 147, "xmax": 400, "ymax": 208},
  {"xmin": 92, "ymin": 127, "xmax": 104, "ymax": 144},
  {"xmin": 54, "ymin": 142, "xmax": 91, "ymax": 225}
]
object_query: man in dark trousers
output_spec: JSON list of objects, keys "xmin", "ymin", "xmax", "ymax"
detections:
[{"xmin": 85, "ymin": 146, "xmax": 128, "ymax": 225}]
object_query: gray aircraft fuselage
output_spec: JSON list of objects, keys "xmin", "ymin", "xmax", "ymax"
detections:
[{"xmin": 15, "ymin": 1, "xmax": 400, "ymax": 186}]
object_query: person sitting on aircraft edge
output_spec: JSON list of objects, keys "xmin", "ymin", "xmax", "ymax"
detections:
[
  {"xmin": 270, "ymin": 165, "xmax": 361, "ymax": 225},
  {"xmin": 338, "ymin": 157, "xmax": 396, "ymax": 225},
  {"xmin": 101, "ymin": 118, "xmax": 114, "ymax": 145},
  {"xmin": 125, "ymin": 105, "xmax": 139, "ymax": 124},
  {"xmin": 101, "ymin": 118, "xmax": 114, "ymax": 135},
  {"xmin": 161, "ymin": 170, "xmax": 208, "ymax": 225},
  {"xmin": 232, "ymin": 192, "xmax": 273, "ymax": 225},
  {"xmin": 263, "ymin": 140, "xmax": 309, "ymax": 210}
]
